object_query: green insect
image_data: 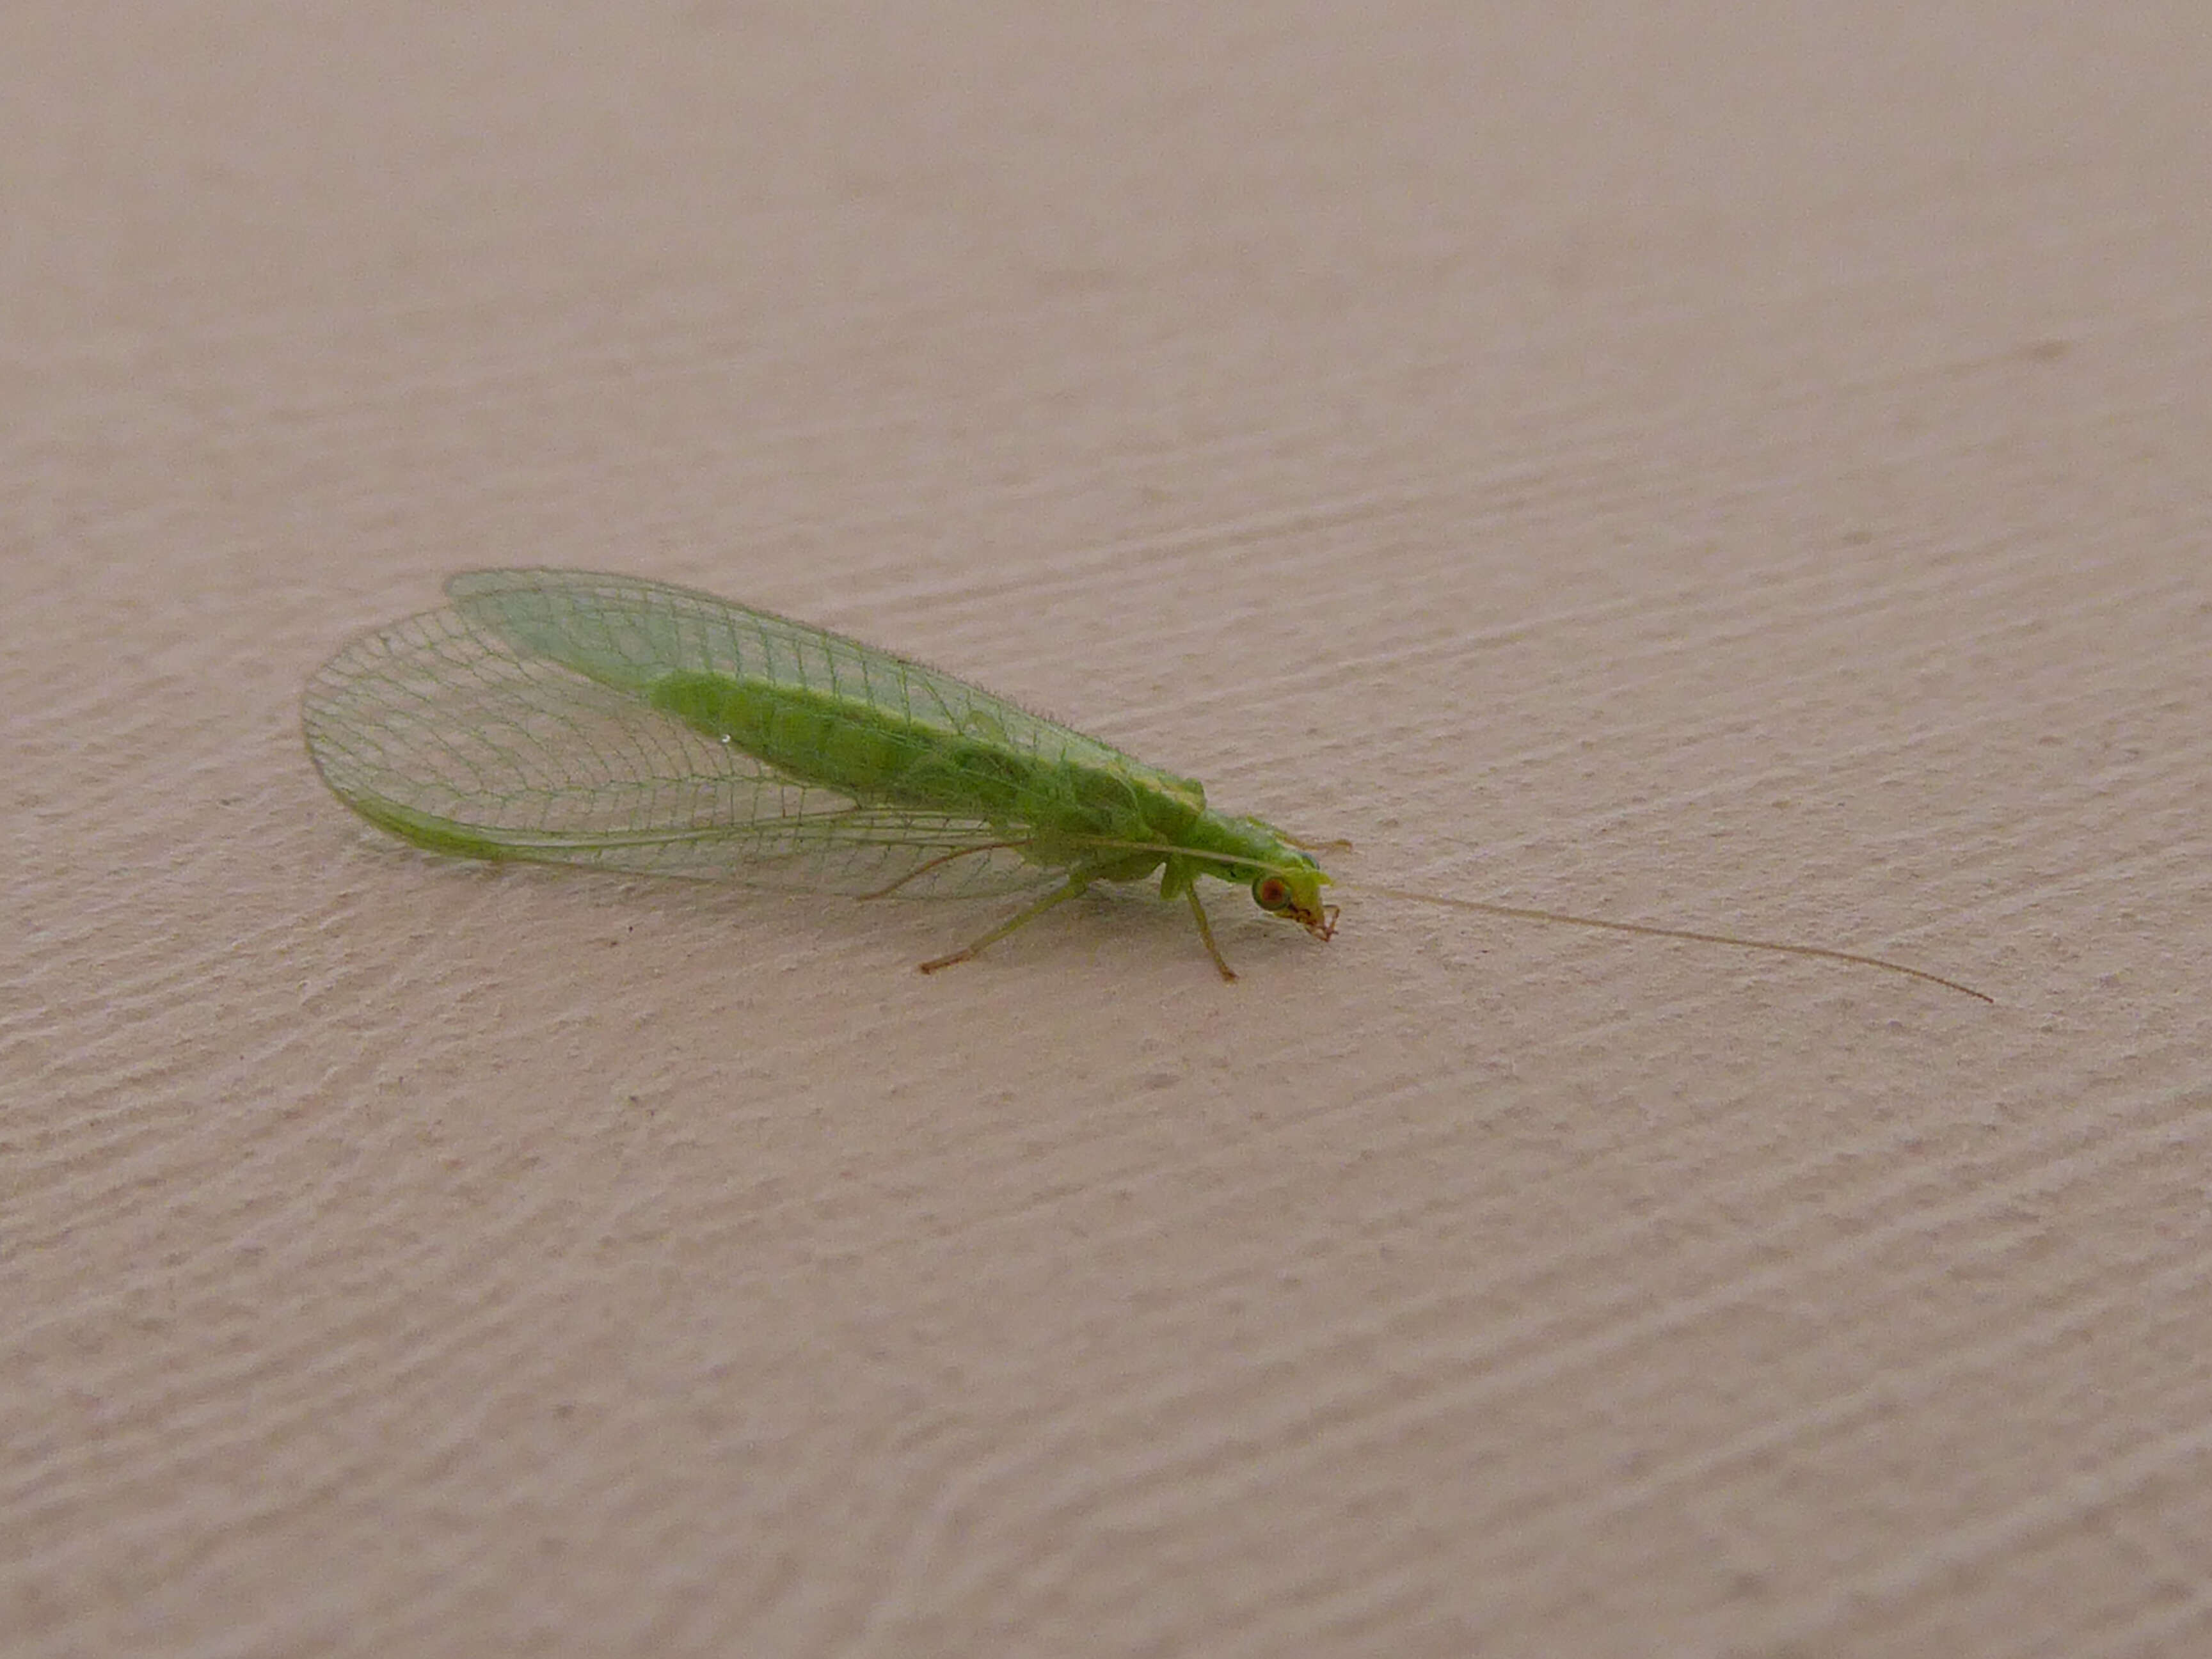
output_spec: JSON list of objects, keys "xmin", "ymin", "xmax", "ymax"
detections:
[{"xmin": 303, "ymin": 568, "xmax": 1989, "ymax": 999}]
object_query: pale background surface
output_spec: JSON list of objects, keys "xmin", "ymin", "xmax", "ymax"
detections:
[{"xmin": 6, "ymin": 5, "xmax": 2209, "ymax": 1655}]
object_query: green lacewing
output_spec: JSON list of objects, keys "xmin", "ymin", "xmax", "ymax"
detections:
[{"xmin": 301, "ymin": 569, "xmax": 1988, "ymax": 998}]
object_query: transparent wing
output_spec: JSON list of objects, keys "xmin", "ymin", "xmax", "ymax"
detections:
[
  {"xmin": 443, "ymin": 568, "xmax": 1171, "ymax": 781},
  {"xmin": 301, "ymin": 599, "xmax": 1058, "ymax": 899}
]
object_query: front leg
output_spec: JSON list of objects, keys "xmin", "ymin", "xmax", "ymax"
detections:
[{"xmin": 1183, "ymin": 886, "xmax": 1236, "ymax": 982}]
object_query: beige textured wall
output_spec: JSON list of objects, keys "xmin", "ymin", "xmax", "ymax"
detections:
[{"xmin": 6, "ymin": 4, "xmax": 2209, "ymax": 1655}]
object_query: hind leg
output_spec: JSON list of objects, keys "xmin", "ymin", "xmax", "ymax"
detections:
[{"xmin": 917, "ymin": 878, "xmax": 1086, "ymax": 974}]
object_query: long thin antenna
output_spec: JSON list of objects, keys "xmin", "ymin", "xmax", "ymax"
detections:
[
  {"xmin": 1028, "ymin": 834, "xmax": 1991, "ymax": 1002},
  {"xmin": 1342, "ymin": 881, "xmax": 1993, "ymax": 1003}
]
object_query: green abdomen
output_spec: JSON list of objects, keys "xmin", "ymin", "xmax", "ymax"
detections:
[{"xmin": 648, "ymin": 671, "xmax": 1200, "ymax": 845}]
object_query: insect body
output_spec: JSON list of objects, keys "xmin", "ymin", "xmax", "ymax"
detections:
[
  {"xmin": 303, "ymin": 568, "xmax": 1333, "ymax": 979},
  {"xmin": 305, "ymin": 568, "xmax": 1987, "ymax": 999}
]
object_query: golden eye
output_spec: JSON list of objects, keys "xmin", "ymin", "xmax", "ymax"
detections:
[{"xmin": 1253, "ymin": 875, "xmax": 1291, "ymax": 910}]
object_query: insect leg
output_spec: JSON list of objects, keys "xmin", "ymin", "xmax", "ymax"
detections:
[
  {"xmin": 855, "ymin": 840, "xmax": 1026, "ymax": 900},
  {"xmin": 1184, "ymin": 887, "xmax": 1237, "ymax": 982},
  {"xmin": 917, "ymin": 877, "xmax": 1087, "ymax": 974}
]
